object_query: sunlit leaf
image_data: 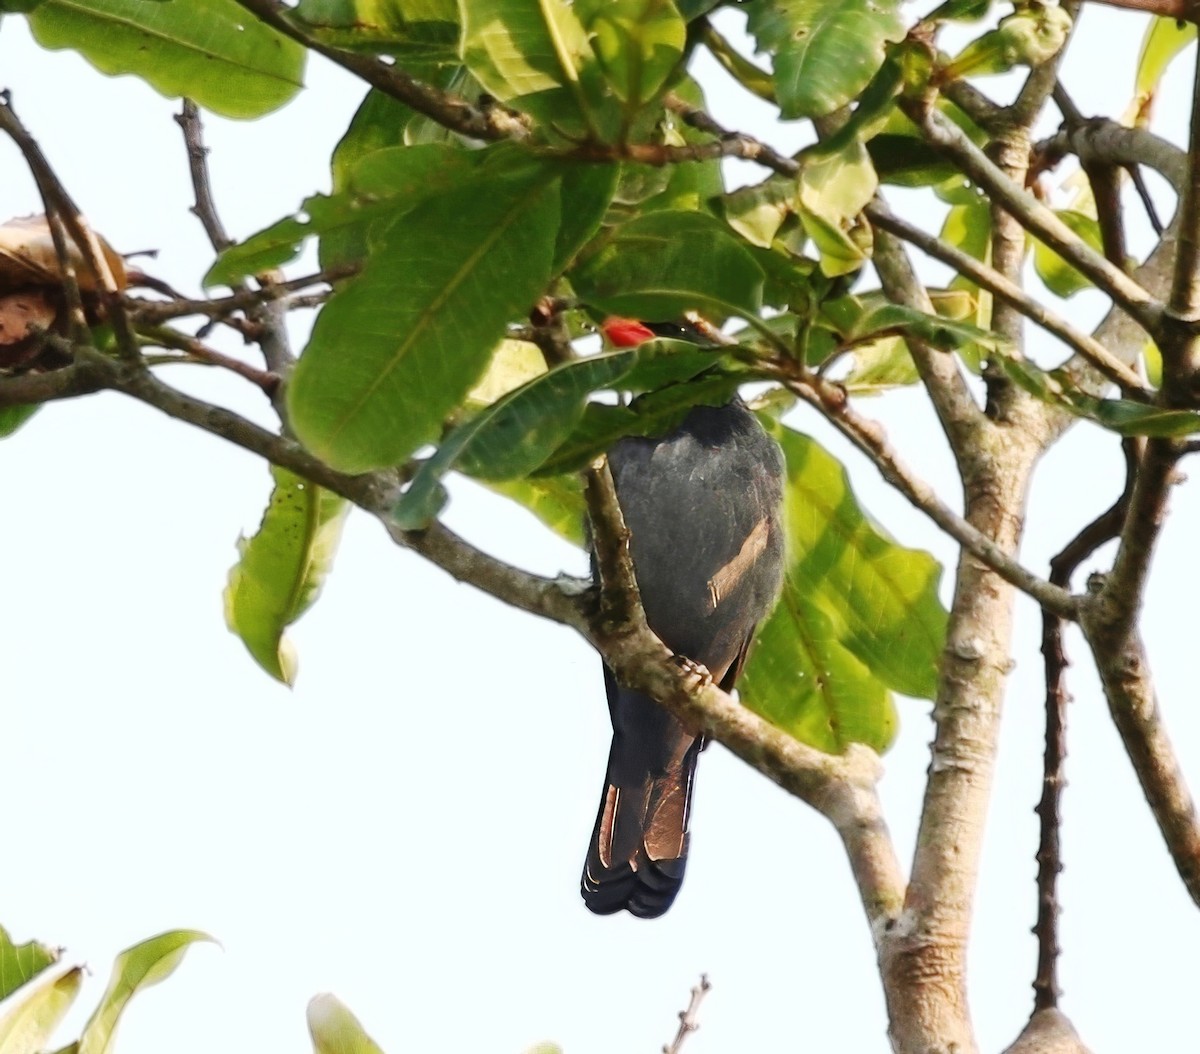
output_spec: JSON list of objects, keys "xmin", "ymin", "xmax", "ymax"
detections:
[
  {"xmin": 459, "ymin": 0, "xmax": 613, "ymax": 134},
  {"xmin": 576, "ymin": 0, "xmax": 686, "ymax": 106},
  {"xmin": 294, "ymin": 0, "xmax": 458, "ymax": 58},
  {"xmin": 1033, "ymin": 209, "xmax": 1106, "ymax": 298},
  {"xmin": 1135, "ymin": 17, "xmax": 1195, "ymax": 124},
  {"xmin": 0, "ymin": 929, "xmax": 57, "ymax": 1003},
  {"xmin": 77, "ymin": 931, "xmax": 213, "ymax": 1054},
  {"xmin": 481, "ymin": 473, "xmax": 585, "ymax": 546},
  {"xmin": 288, "ymin": 151, "xmax": 568, "ymax": 473},
  {"xmin": 307, "ymin": 994, "xmax": 385, "ymax": 1054},
  {"xmin": 28, "ymin": 0, "xmax": 305, "ymax": 119},
  {"xmin": 744, "ymin": 0, "xmax": 905, "ymax": 119},
  {"xmin": 224, "ymin": 467, "xmax": 350, "ymax": 686},
  {"xmin": 571, "ymin": 210, "xmax": 764, "ymax": 319},
  {"xmin": 739, "ymin": 425, "xmax": 947, "ymax": 752},
  {"xmin": 999, "ymin": 355, "xmax": 1200, "ymax": 437},
  {"xmin": 0, "ymin": 967, "xmax": 82, "ymax": 1054}
]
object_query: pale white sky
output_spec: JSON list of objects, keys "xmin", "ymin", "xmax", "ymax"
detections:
[{"xmin": 2, "ymin": 8, "xmax": 1199, "ymax": 1052}]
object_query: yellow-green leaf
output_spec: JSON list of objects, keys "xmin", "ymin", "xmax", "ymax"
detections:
[{"xmin": 225, "ymin": 467, "xmax": 350, "ymax": 685}]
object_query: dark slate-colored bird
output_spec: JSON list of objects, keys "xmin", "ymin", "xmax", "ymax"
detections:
[{"xmin": 581, "ymin": 318, "xmax": 787, "ymax": 919}]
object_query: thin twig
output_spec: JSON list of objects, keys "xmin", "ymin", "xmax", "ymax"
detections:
[
  {"xmin": 663, "ymin": 975, "xmax": 712, "ymax": 1054},
  {"xmin": 906, "ymin": 99, "xmax": 1163, "ymax": 337},
  {"xmin": 663, "ymin": 94, "xmax": 799, "ymax": 177},
  {"xmin": 867, "ymin": 205, "xmax": 1148, "ymax": 395},
  {"xmin": 234, "ymin": 0, "xmax": 527, "ymax": 142},
  {"xmin": 0, "ymin": 92, "xmax": 140, "ymax": 359},
  {"xmin": 176, "ymin": 100, "xmax": 234, "ymax": 253},
  {"xmin": 765, "ymin": 362, "xmax": 1076, "ymax": 618},
  {"xmin": 125, "ymin": 265, "xmax": 356, "ymax": 325},
  {"xmin": 137, "ymin": 324, "xmax": 280, "ymax": 394},
  {"xmin": 1034, "ymin": 439, "xmax": 1135, "ymax": 1012},
  {"xmin": 174, "ymin": 99, "xmax": 296, "ymax": 386}
]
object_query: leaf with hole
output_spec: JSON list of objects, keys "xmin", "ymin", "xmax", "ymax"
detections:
[
  {"xmin": 225, "ymin": 467, "xmax": 350, "ymax": 686},
  {"xmin": 744, "ymin": 0, "xmax": 905, "ymax": 119}
]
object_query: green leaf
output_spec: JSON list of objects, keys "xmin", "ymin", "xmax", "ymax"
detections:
[
  {"xmin": 307, "ymin": 995, "xmax": 385, "ymax": 1054},
  {"xmin": 224, "ymin": 467, "xmax": 350, "ymax": 686},
  {"xmin": 797, "ymin": 138, "xmax": 877, "ymax": 277},
  {"xmin": 1033, "ymin": 209, "xmax": 1105, "ymax": 298},
  {"xmin": 998, "ymin": 355, "xmax": 1200, "ymax": 437},
  {"xmin": 739, "ymin": 425, "xmax": 948, "ymax": 752},
  {"xmin": 744, "ymin": 0, "xmax": 905, "ymax": 119},
  {"xmin": 571, "ymin": 210, "xmax": 764, "ymax": 319},
  {"xmin": 1136, "ymin": 18, "xmax": 1196, "ymax": 112},
  {"xmin": 535, "ymin": 369, "xmax": 744, "ymax": 475},
  {"xmin": 0, "ymin": 967, "xmax": 82, "ymax": 1054},
  {"xmin": 395, "ymin": 350, "xmax": 650, "ymax": 527},
  {"xmin": 554, "ymin": 163, "xmax": 620, "ymax": 272},
  {"xmin": 288, "ymin": 152, "xmax": 564, "ymax": 473},
  {"xmin": 27, "ymin": 0, "xmax": 305, "ymax": 119},
  {"xmin": 828, "ymin": 297, "xmax": 1010, "ymax": 357},
  {"xmin": 719, "ymin": 176, "xmax": 796, "ymax": 248},
  {"xmin": 941, "ymin": 1, "xmax": 1072, "ymax": 80},
  {"xmin": 481, "ymin": 473, "xmax": 585, "ymax": 545},
  {"xmin": 77, "ymin": 931, "xmax": 213, "ymax": 1054},
  {"xmin": 576, "ymin": 0, "xmax": 686, "ymax": 107},
  {"xmin": 293, "ymin": 0, "xmax": 458, "ymax": 58},
  {"xmin": 0, "ymin": 929, "xmax": 57, "ymax": 1002},
  {"xmin": 206, "ymin": 144, "xmax": 480, "ymax": 286},
  {"xmin": 0, "ymin": 405, "xmax": 38, "ymax": 439},
  {"xmin": 459, "ymin": 0, "xmax": 612, "ymax": 134}
]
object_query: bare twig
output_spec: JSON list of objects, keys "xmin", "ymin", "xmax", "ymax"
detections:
[
  {"xmin": 1079, "ymin": 590, "xmax": 1200, "ymax": 907},
  {"xmin": 137, "ymin": 324, "xmax": 280, "ymax": 394},
  {"xmin": 765, "ymin": 363, "xmax": 1076, "ymax": 618},
  {"xmin": 126, "ymin": 265, "xmax": 356, "ymax": 325},
  {"xmin": 176, "ymin": 101, "xmax": 234, "ymax": 253},
  {"xmin": 867, "ymin": 205, "xmax": 1148, "ymax": 395},
  {"xmin": 174, "ymin": 99, "xmax": 296, "ymax": 386},
  {"xmin": 906, "ymin": 100, "xmax": 1163, "ymax": 337},
  {"xmin": 1034, "ymin": 440, "xmax": 1134, "ymax": 1012},
  {"xmin": 663, "ymin": 94, "xmax": 799, "ymax": 177},
  {"xmin": 663, "ymin": 975, "xmax": 712, "ymax": 1054}
]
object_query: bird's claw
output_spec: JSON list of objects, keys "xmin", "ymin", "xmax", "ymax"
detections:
[{"xmin": 672, "ymin": 655, "xmax": 713, "ymax": 689}]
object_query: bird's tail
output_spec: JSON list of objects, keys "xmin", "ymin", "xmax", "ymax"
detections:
[{"xmin": 581, "ymin": 687, "xmax": 702, "ymax": 919}]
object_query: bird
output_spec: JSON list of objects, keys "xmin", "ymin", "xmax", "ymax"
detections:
[{"xmin": 581, "ymin": 317, "xmax": 786, "ymax": 918}]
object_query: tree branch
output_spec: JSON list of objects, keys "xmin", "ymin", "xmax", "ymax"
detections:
[
  {"xmin": 867, "ymin": 200, "xmax": 986, "ymax": 449},
  {"xmin": 767, "ymin": 363, "xmax": 1076, "ymax": 618},
  {"xmin": 1078, "ymin": 593, "xmax": 1200, "ymax": 908},
  {"xmin": 867, "ymin": 204, "xmax": 1148, "ymax": 395},
  {"xmin": 234, "ymin": 0, "xmax": 527, "ymax": 142},
  {"xmin": 905, "ymin": 99, "xmax": 1163, "ymax": 337},
  {"xmin": 662, "ymin": 975, "xmax": 711, "ymax": 1054}
]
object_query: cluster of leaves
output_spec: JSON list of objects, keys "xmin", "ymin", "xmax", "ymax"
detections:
[
  {"xmin": 196, "ymin": 0, "xmax": 962, "ymax": 754},
  {"xmin": 0, "ymin": 926, "xmax": 209, "ymax": 1054},
  {"xmin": 7, "ymin": 0, "xmax": 1198, "ymax": 757}
]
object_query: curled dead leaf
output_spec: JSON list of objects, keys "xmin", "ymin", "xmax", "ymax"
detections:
[
  {"xmin": 0, "ymin": 214, "xmax": 127, "ymax": 295},
  {"xmin": 0, "ymin": 289, "xmax": 57, "ymax": 369}
]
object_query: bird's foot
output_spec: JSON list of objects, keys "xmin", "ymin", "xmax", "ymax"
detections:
[{"xmin": 672, "ymin": 655, "xmax": 713, "ymax": 690}]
